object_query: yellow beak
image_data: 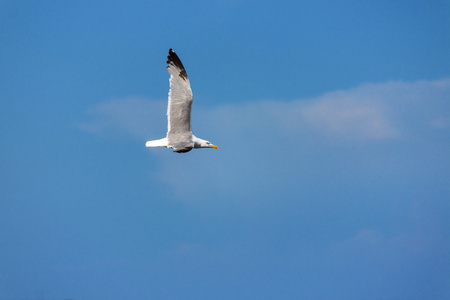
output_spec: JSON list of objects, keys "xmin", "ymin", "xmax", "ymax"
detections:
[{"xmin": 210, "ymin": 144, "xmax": 218, "ymax": 149}]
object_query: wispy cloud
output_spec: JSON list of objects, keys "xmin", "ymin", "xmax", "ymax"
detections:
[
  {"xmin": 79, "ymin": 78, "xmax": 450, "ymax": 204},
  {"xmin": 78, "ymin": 97, "xmax": 167, "ymax": 139},
  {"xmin": 299, "ymin": 93, "xmax": 399, "ymax": 140},
  {"xmin": 80, "ymin": 78, "xmax": 450, "ymax": 143},
  {"xmin": 430, "ymin": 116, "xmax": 450, "ymax": 129}
]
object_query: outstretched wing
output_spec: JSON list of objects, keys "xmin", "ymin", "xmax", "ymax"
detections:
[{"xmin": 166, "ymin": 48, "xmax": 193, "ymax": 136}]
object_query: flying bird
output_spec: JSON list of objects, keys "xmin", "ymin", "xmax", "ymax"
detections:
[{"xmin": 145, "ymin": 49, "xmax": 218, "ymax": 153}]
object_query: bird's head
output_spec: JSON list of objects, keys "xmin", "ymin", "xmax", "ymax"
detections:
[
  {"xmin": 203, "ymin": 140, "xmax": 218, "ymax": 149},
  {"xmin": 193, "ymin": 137, "xmax": 218, "ymax": 149}
]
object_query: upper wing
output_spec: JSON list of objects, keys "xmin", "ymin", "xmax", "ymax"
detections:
[{"xmin": 166, "ymin": 48, "xmax": 193, "ymax": 135}]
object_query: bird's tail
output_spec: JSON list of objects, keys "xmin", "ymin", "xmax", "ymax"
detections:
[{"xmin": 145, "ymin": 137, "xmax": 168, "ymax": 148}]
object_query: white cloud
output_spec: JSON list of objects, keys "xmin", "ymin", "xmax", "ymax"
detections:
[
  {"xmin": 299, "ymin": 94, "xmax": 399, "ymax": 140},
  {"xmin": 79, "ymin": 78, "xmax": 450, "ymax": 204},
  {"xmin": 80, "ymin": 78, "xmax": 450, "ymax": 143},
  {"xmin": 78, "ymin": 97, "xmax": 167, "ymax": 139}
]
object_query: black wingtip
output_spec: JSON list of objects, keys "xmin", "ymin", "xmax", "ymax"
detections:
[
  {"xmin": 167, "ymin": 48, "xmax": 174, "ymax": 63},
  {"xmin": 166, "ymin": 48, "xmax": 188, "ymax": 81}
]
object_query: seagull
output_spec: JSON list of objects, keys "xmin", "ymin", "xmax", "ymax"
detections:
[{"xmin": 145, "ymin": 49, "xmax": 218, "ymax": 153}]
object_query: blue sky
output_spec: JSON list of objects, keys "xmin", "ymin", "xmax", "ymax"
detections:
[{"xmin": 1, "ymin": 1, "xmax": 450, "ymax": 299}]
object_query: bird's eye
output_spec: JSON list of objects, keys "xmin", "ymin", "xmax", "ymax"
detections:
[{"xmin": 206, "ymin": 142, "xmax": 210, "ymax": 145}]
